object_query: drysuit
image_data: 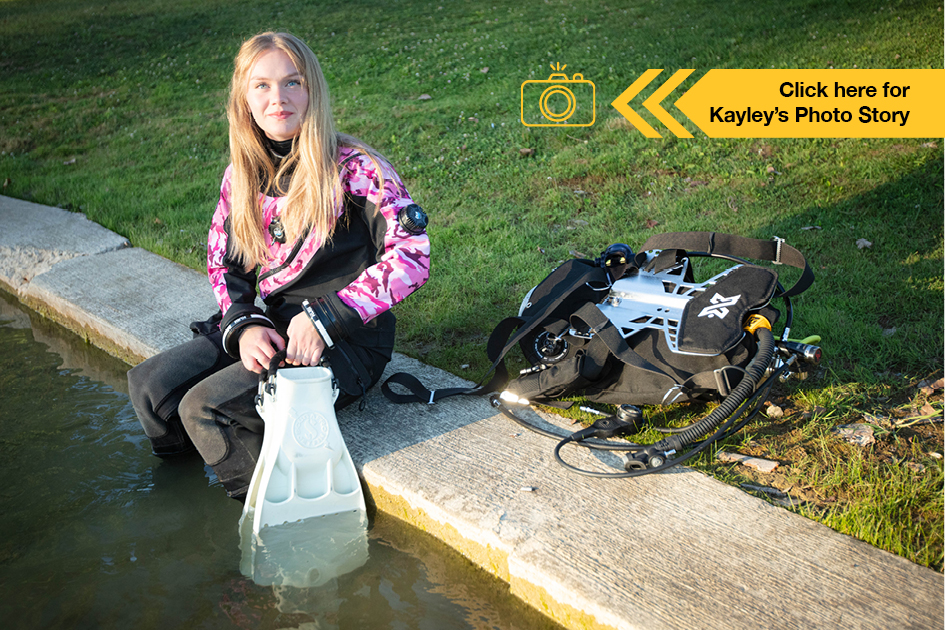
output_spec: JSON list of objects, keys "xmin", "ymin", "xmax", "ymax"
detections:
[{"xmin": 128, "ymin": 147, "xmax": 430, "ymax": 499}]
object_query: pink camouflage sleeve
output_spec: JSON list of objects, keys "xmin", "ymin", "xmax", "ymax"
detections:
[
  {"xmin": 336, "ymin": 152, "xmax": 430, "ymax": 323},
  {"xmin": 207, "ymin": 165, "xmax": 236, "ymax": 316}
]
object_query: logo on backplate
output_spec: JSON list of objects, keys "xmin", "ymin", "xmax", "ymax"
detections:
[
  {"xmin": 697, "ymin": 293, "xmax": 741, "ymax": 319},
  {"xmin": 292, "ymin": 410, "xmax": 330, "ymax": 449}
]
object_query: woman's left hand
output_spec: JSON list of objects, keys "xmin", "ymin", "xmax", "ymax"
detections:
[{"xmin": 286, "ymin": 311, "xmax": 327, "ymax": 366}]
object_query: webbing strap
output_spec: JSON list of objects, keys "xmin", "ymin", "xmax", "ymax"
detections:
[
  {"xmin": 573, "ymin": 303, "xmax": 748, "ymax": 400},
  {"xmin": 637, "ymin": 231, "xmax": 814, "ymax": 298},
  {"xmin": 381, "ymin": 262, "xmax": 606, "ymax": 404},
  {"xmin": 381, "ymin": 372, "xmax": 477, "ymax": 404},
  {"xmin": 570, "ymin": 303, "xmax": 678, "ymax": 383}
]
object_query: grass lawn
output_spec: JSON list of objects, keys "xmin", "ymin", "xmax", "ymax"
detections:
[{"xmin": 1, "ymin": 0, "xmax": 942, "ymax": 570}]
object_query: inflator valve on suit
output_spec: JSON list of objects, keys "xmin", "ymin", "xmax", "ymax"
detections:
[{"xmin": 398, "ymin": 204, "xmax": 429, "ymax": 235}]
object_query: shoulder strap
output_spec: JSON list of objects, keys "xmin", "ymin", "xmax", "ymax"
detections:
[
  {"xmin": 381, "ymin": 315, "xmax": 521, "ymax": 404},
  {"xmin": 381, "ymin": 260, "xmax": 606, "ymax": 404},
  {"xmin": 637, "ymin": 231, "xmax": 814, "ymax": 298},
  {"xmin": 570, "ymin": 303, "xmax": 680, "ymax": 383}
]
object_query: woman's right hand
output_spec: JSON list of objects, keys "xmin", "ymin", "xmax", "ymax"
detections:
[{"xmin": 238, "ymin": 326, "xmax": 286, "ymax": 373}]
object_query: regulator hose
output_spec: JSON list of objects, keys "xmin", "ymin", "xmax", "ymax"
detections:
[
  {"xmin": 493, "ymin": 326, "xmax": 781, "ymax": 478},
  {"xmin": 650, "ymin": 326, "xmax": 776, "ymax": 454}
]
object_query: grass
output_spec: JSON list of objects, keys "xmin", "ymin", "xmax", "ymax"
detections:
[
  {"xmin": 1, "ymin": 0, "xmax": 942, "ymax": 570},
  {"xmin": 686, "ymin": 377, "xmax": 944, "ymax": 570}
]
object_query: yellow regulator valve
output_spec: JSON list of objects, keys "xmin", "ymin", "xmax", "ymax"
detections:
[{"xmin": 743, "ymin": 314, "xmax": 772, "ymax": 334}]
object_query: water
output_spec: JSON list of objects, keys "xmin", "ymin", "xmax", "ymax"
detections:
[{"xmin": 0, "ymin": 292, "xmax": 561, "ymax": 630}]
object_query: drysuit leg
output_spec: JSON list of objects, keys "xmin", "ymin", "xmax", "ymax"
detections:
[
  {"xmin": 176, "ymin": 361, "xmax": 264, "ymax": 500},
  {"xmin": 127, "ymin": 331, "xmax": 237, "ymax": 457}
]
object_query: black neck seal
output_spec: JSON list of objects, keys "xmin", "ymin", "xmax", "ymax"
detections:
[{"xmin": 265, "ymin": 136, "xmax": 295, "ymax": 159}]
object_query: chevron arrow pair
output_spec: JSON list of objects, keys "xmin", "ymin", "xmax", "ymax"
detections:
[{"xmin": 611, "ymin": 69, "xmax": 693, "ymax": 139}]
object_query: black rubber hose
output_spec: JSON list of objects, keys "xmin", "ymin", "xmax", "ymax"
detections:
[
  {"xmin": 553, "ymin": 358, "xmax": 786, "ymax": 478},
  {"xmin": 492, "ymin": 398, "xmax": 645, "ymax": 451},
  {"xmin": 652, "ymin": 327, "xmax": 776, "ymax": 453}
]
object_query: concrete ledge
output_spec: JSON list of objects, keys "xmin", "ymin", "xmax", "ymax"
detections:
[
  {"xmin": 0, "ymin": 196, "xmax": 131, "ymax": 292},
  {"xmin": 23, "ymin": 247, "xmax": 218, "ymax": 363},
  {"xmin": 354, "ymin": 389, "xmax": 943, "ymax": 630},
  {"xmin": 1, "ymin": 195, "xmax": 941, "ymax": 630}
]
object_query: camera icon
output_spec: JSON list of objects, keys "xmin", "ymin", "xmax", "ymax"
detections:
[{"xmin": 521, "ymin": 68, "xmax": 596, "ymax": 127}]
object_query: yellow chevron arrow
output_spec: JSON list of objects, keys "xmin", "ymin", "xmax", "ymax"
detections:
[
  {"xmin": 611, "ymin": 69, "xmax": 662, "ymax": 138},
  {"xmin": 611, "ymin": 69, "xmax": 694, "ymax": 138}
]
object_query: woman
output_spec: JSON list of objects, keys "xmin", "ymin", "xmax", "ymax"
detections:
[{"xmin": 128, "ymin": 32, "xmax": 430, "ymax": 501}]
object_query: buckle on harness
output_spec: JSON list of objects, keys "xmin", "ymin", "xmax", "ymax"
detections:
[
  {"xmin": 772, "ymin": 236, "xmax": 785, "ymax": 265},
  {"xmin": 713, "ymin": 365, "xmax": 745, "ymax": 398}
]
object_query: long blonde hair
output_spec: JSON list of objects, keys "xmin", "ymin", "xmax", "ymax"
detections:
[{"xmin": 225, "ymin": 32, "xmax": 384, "ymax": 268}]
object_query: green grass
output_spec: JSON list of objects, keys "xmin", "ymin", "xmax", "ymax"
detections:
[
  {"xmin": 682, "ymin": 376, "xmax": 944, "ymax": 570},
  {"xmin": 1, "ymin": 0, "xmax": 942, "ymax": 569}
]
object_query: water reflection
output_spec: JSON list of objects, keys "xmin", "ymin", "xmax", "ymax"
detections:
[{"xmin": 240, "ymin": 510, "xmax": 369, "ymax": 588}]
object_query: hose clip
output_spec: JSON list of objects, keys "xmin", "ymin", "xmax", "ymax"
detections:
[{"xmin": 624, "ymin": 447, "xmax": 668, "ymax": 471}]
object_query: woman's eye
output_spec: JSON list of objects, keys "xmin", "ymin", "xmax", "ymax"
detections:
[
  {"xmin": 287, "ymin": 80, "xmax": 300, "ymax": 87},
  {"xmin": 254, "ymin": 82, "xmax": 268, "ymax": 89}
]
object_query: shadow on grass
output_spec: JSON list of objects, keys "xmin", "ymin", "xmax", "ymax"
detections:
[{"xmin": 748, "ymin": 154, "xmax": 944, "ymax": 379}]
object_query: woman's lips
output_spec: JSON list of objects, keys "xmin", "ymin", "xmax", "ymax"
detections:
[{"xmin": 270, "ymin": 111, "xmax": 292, "ymax": 119}]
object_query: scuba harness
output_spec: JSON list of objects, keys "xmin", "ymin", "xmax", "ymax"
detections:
[{"xmin": 382, "ymin": 231, "xmax": 821, "ymax": 478}]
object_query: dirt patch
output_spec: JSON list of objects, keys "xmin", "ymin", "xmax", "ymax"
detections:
[
  {"xmin": 603, "ymin": 116, "xmax": 634, "ymax": 131},
  {"xmin": 711, "ymin": 379, "xmax": 944, "ymax": 519},
  {"xmin": 555, "ymin": 174, "xmax": 617, "ymax": 191},
  {"xmin": 752, "ymin": 142, "xmax": 776, "ymax": 159}
]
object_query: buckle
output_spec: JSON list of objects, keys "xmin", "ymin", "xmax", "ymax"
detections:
[{"xmin": 772, "ymin": 236, "xmax": 785, "ymax": 265}]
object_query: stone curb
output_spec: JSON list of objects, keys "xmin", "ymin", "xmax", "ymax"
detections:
[{"xmin": 1, "ymin": 195, "xmax": 941, "ymax": 630}]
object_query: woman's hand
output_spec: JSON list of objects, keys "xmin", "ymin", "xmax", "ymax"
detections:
[
  {"xmin": 286, "ymin": 311, "xmax": 326, "ymax": 366},
  {"xmin": 238, "ymin": 326, "xmax": 286, "ymax": 373}
]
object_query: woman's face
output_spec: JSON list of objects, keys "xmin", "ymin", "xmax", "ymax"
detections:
[{"xmin": 246, "ymin": 48, "xmax": 309, "ymax": 142}]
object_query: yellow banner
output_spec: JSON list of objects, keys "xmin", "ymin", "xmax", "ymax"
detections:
[{"xmin": 672, "ymin": 69, "xmax": 945, "ymax": 138}]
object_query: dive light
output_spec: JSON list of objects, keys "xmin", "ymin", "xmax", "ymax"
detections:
[{"xmin": 778, "ymin": 340, "xmax": 822, "ymax": 364}]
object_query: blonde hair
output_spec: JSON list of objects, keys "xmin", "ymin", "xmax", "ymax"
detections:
[{"xmin": 225, "ymin": 31, "xmax": 385, "ymax": 268}]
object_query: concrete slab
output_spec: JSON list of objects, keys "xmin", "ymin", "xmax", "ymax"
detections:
[
  {"xmin": 0, "ymin": 194, "xmax": 942, "ymax": 630},
  {"xmin": 23, "ymin": 246, "xmax": 218, "ymax": 364},
  {"xmin": 355, "ymin": 392, "xmax": 943, "ymax": 630},
  {"xmin": 0, "ymin": 195, "xmax": 130, "ymax": 292}
]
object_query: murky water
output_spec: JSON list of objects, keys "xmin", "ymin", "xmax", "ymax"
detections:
[{"xmin": 0, "ymin": 292, "xmax": 561, "ymax": 630}]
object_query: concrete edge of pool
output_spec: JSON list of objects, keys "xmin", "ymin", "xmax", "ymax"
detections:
[{"xmin": 1, "ymin": 195, "xmax": 942, "ymax": 630}]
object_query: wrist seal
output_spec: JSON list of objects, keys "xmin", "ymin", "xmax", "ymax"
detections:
[
  {"xmin": 221, "ymin": 313, "xmax": 276, "ymax": 358},
  {"xmin": 301, "ymin": 298, "xmax": 342, "ymax": 348}
]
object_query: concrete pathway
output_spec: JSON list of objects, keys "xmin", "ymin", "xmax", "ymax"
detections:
[{"xmin": 1, "ymin": 194, "xmax": 941, "ymax": 630}]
